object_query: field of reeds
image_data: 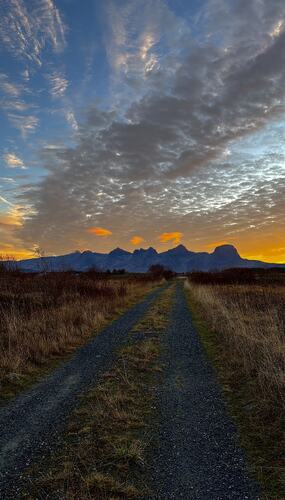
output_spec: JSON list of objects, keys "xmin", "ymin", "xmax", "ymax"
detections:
[
  {"xmin": 185, "ymin": 269, "xmax": 285, "ymax": 498},
  {"xmin": 0, "ymin": 269, "xmax": 158, "ymax": 398}
]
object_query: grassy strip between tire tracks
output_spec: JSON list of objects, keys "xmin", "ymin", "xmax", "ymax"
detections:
[
  {"xmin": 185, "ymin": 284, "xmax": 285, "ymax": 500},
  {"xmin": 22, "ymin": 284, "xmax": 175, "ymax": 499}
]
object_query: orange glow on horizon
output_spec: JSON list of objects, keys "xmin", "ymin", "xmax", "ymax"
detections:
[
  {"xmin": 0, "ymin": 246, "xmax": 34, "ymax": 260},
  {"xmin": 1, "ymin": 219, "xmax": 285, "ymax": 263},
  {"xmin": 87, "ymin": 227, "xmax": 112, "ymax": 237},
  {"xmin": 203, "ymin": 234, "xmax": 285, "ymax": 264},
  {"xmin": 1, "ymin": 243, "xmax": 285, "ymax": 263},
  {"xmin": 0, "ymin": 208, "xmax": 34, "ymax": 261}
]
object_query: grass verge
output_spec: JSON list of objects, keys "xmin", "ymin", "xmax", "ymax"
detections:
[
  {"xmin": 0, "ymin": 275, "xmax": 160, "ymax": 403},
  {"xmin": 22, "ymin": 284, "xmax": 175, "ymax": 499},
  {"xmin": 185, "ymin": 283, "xmax": 285, "ymax": 500}
]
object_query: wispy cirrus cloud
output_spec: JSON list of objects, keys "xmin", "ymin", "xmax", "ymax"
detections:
[
  {"xmin": 3, "ymin": 153, "xmax": 26, "ymax": 169},
  {"xmin": 7, "ymin": 113, "xmax": 39, "ymax": 137},
  {"xmin": 46, "ymin": 70, "xmax": 69, "ymax": 98},
  {"xmin": 104, "ymin": 0, "xmax": 187, "ymax": 107},
  {"xmin": 0, "ymin": 0, "xmax": 66, "ymax": 66},
  {"xmin": 2, "ymin": 100, "xmax": 31, "ymax": 112},
  {"xmin": 0, "ymin": 195, "xmax": 13, "ymax": 206},
  {"xmin": 0, "ymin": 74, "xmax": 22, "ymax": 97},
  {"xmin": 0, "ymin": 72, "xmax": 37, "ymax": 135}
]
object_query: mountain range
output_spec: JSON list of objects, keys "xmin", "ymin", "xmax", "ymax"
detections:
[{"xmin": 15, "ymin": 244, "xmax": 285, "ymax": 273}]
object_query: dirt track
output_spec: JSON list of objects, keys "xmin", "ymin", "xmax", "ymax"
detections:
[
  {"xmin": 0, "ymin": 282, "xmax": 259, "ymax": 499},
  {"xmin": 0, "ymin": 286, "xmax": 165, "ymax": 498},
  {"xmin": 148, "ymin": 283, "xmax": 259, "ymax": 499}
]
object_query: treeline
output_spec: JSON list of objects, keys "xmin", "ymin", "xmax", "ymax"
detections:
[{"xmin": 188, "ymin": 267, "xmax": 285, "ymax": 285}]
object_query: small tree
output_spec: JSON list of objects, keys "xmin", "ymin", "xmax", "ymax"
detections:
[
  {"xmin": 34, "ymin": 246, "xmax": 51, "ymax": 273},
  {"xmin": 148, "ymin": 264, "xmax": 175, "ymax": 280}
]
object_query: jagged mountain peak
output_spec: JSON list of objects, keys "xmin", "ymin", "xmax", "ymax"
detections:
[
  {"xmin": 133, "ymin": 247, "xmax": 157, "ymax": 255},
  {"xmin": 15, "ymin": 243, "xmax": 284, "ymax": 272}
]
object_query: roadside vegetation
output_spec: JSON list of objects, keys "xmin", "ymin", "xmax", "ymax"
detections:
[
  {"xmin": 185, "ymin": 269, "xmax": 285, "ymax": 499},
  {"xmin": 0, "ymin": 266, "xmax": 162, "ymax": 401},
  {"xmin": 23, "ymin": 285, "xmax": 175, "ymax": 499}
]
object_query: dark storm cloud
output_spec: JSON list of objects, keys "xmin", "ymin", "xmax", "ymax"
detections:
[{"xmin": 18, "ymin": 0, "xmax": 285, "ymax": 253}]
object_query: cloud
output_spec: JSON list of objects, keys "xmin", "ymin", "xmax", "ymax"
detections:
[
  {"xmin": 46, "ymin": 71, "xmax": 69, "ymax": 98},
  {"xmin": 130, "ymin": 236, "xmax": 144, "ymax": 245},
  {"xmin": 3, "ymin": 153, "xmax": 26, "ymax": 169},
  {"xmin": 65, "ymin": 110, "xmax": 78, "ymax": 131},
  {"xmin": 0, "ymin": 73, "xmax": 35, "ymax": 129},
  {"xmin": 21, "ymin": 69, "xmax": 30, "ymax": 81},
  {"xmin": 0, "ymin": 195, "xmax": 13, "ymax": 206},
  {"xmin": 0, "ymin": 210, "xmax": 22, "ymax": 228},
  {"xmin": 0, "ymin": 0, "xmax": 66, "ymax": 65},
  {"xmin": 0, "ymin": 208, "xmax": 33, "ymax": 259},
  {"xmin": 159, "ymin": 232, "xmax": 183, "ymax": 245},
  {"xmin": 7, "ymin": 114, "xmax": 39, "ymax": 137},
  {"xmin": 87, "ymin": 227, "xmax": 113, "ymax": 237},
  {"xmin": 103, "ymin": 0, "xmax": 187, "ymax": 108},
  {"xmin": 2, "ymin": 100, "xmax": 31, "ymax": 112},
  {"xmin": 0, "ymin": 73, "xmax": 22, "ymax": 97},
  {"xmin": 18, "ymin": 0, "xmax": 285, "ymax": 257}
]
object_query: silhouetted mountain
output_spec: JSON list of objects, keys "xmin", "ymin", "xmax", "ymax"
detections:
[{"xmin": 14, "ymin": 244, "xmax": 285, "ymax": 273}]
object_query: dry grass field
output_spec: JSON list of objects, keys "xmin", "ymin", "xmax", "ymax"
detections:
[
  {"xmin": 0, "ymin": 269, "xmax": 158, "ymax": 397},
  {"xmin": 186, "ymin": 270, "xmax": 285, "ymax": 498}
]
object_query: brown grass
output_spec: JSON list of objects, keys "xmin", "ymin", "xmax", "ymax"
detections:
[
  {"xmin": 185, "ymin": 279, "xmax": 285, "ymax": 498},
  {"xmin": 23, "ymin": 285, "xmax": 175, "ymax": 499},
  {"xmin": 0, "ymin": 271, "xmax": 159, "ymax": 399}
]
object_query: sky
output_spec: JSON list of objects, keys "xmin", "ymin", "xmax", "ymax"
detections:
[{"xmin": 0, "ymin": 0, "xmax": 285, "ymax": 262}]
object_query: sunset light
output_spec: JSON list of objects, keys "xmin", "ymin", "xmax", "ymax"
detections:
[{"xmin": 0, "ymin": 3, "xmax": 284, "ymax": 498}]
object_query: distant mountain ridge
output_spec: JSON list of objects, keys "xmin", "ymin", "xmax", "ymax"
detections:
[{"xmin": 15, "ymin": 244, "xmax": 285, "ymax": 273}]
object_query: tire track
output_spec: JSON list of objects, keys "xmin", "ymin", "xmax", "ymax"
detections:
[{"xmin": 148, "ymin": 282, "xmax": 259, "ymax": 499}]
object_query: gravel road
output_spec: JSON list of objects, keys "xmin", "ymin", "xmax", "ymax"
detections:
[
  {"xmin": 148, "ymin": 282, "xmax": 259, "ymax": 499},
  {"xmin": 0, "ymin": 285, "xmax": 165, "ymax": 498}
]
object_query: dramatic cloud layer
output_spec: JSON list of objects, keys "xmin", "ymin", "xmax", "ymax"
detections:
[{"xmin": 1, "ymin": 0, "xmax": 285, "ymax": 261}]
